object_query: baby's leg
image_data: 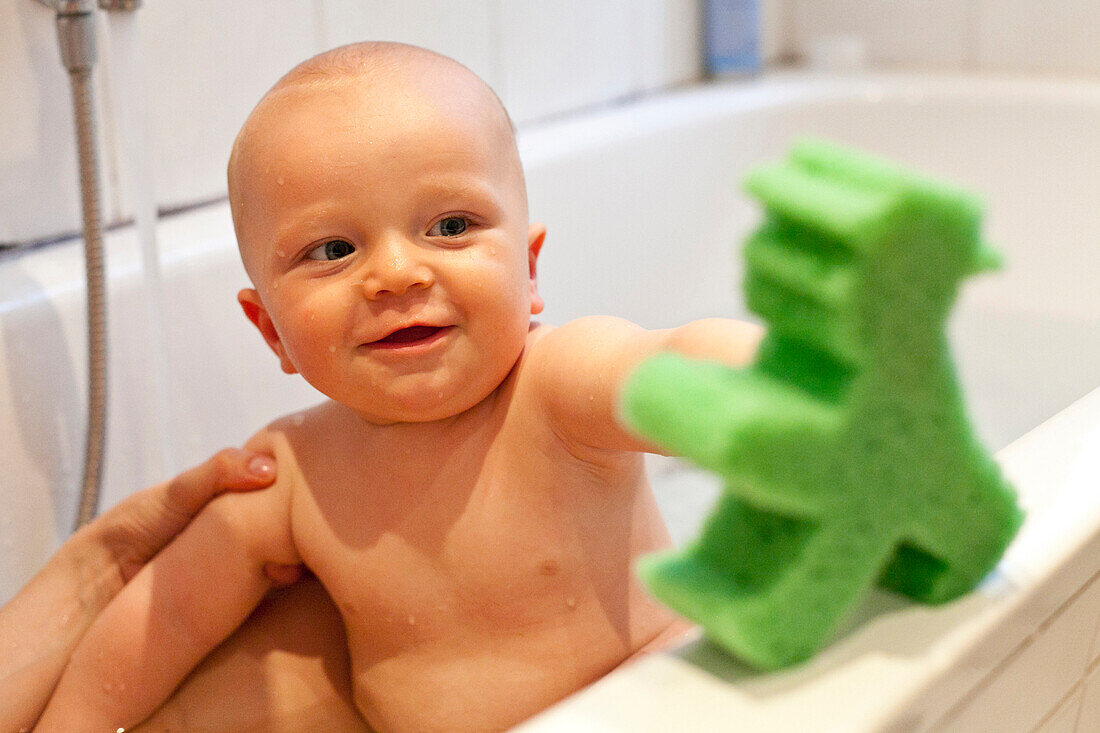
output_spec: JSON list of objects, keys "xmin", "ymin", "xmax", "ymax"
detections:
[{"xmin": 132, "ymin": 575, "xmax": 372, "ymax": 732}]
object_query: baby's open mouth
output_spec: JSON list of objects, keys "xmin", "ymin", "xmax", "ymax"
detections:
[{"xmin": 370, "ymin": 325, "xmax": 450, "ymax": 347}]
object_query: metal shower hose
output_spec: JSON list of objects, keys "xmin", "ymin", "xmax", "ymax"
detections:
[{"xmin": 69, "ymin": 63, "xmax": 107, "ymax": 530}]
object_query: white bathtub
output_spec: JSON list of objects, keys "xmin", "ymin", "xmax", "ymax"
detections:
[{"xmin": 2, "ymin": 70, "xmax": 1100, "ymax": 730}]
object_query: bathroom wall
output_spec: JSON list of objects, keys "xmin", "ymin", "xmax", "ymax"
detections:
[
  {"xmin": 2, "ymin": 0, "xmax": 1097, "ymax": 245},
  {"xmin": 2, "ymin": 0, "xmax": 721, "ymax": 246},
  {"xmin": 790, "ymin": 0, "xmax": 1100, "ymax": 75},
  {"xmin": 6, "ymin": 0, "xmax": 1091, "ymax": 248}
]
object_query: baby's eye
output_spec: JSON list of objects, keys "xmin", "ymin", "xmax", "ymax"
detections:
[
  {"xmin": 428, "ymin": 217, "xmax": 468, "ymax": 237},
  {"xmin": 306, "ymin": 240, "xmax": 355, "ymax": 261}
]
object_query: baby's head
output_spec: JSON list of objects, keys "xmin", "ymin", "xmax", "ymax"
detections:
[{"xmin": 229, "ymin": 42, "xmax": 544, "ymax": 424}]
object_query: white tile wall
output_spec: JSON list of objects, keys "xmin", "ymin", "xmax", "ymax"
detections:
[
  {"xmin": 1, "ymin": 0, "xmax": 708, "ymax": 244},
  {"xmin": 975, "ymin": 0, "xmax": 1100, "ymax": 76},
  {"xmin": 135, "ymin": 0, "xmax": 318, "ymax": 213},
  {"xmin": 791, "ymin": 0, "xmax": 974, "ymax": 70},
  {"xmin": 793, "ymin": 0, "xmax": 1100, "ymax": 75},
  {"xmin": 4, "ymin": 0, "xmax": 1100, "ymax": 246},
  {"xmin": 318, "ymin": 0, "xmax": 500, "ymax": 97},
  {"xmin": 639, "ymin": 0, "xmax": 704, "ymax": 93},
  {"xmin": 499, "ymin": 0, "xmax": 645, "ymax": 123},
  {"xmin": 761, "ymin": 0, "xmax": 794, "ymax": 63},
  {"xmin": 0, "ymin": 0, "xmax": 92, "ymax": 243}
]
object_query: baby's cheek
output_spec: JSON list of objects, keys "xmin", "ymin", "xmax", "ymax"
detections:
[{"xmin": 285, "ymin": 318, "xmax": 326, "ymax": 357}]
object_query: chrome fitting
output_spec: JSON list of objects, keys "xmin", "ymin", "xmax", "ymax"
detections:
[
  {"xmin": 98, "ymin": 0, "xmax": 142, "ymax": 11},
  {"xmin": 56, "ymin": 0, "xmax": 95, "ymax": 14},
  {"xmin": 56, "ymin": 10, "xmax": 96, "ymax": 72}
]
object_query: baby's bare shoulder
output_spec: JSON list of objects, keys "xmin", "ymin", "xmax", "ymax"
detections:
[
  {"xmin": 253, "ymin": 402, "xmax": 341, "ymax": 441},
  {"xmin": 246, "ymin": 402, "xmax": 351, "ymax": 462},
  {"xmin": 517, "ymin": 317, "xmax": 648, "ymax": 390},
  {"xmin": 525, "ymin": 315, "xmax": 640, "ymax": 351},
  {"xmin": 515, "ymin": 318, "xmax": 670, "ymax": 457},
  {"xmin": 180, "ymin": 410, "xmax": 348, "ymax": 568}
]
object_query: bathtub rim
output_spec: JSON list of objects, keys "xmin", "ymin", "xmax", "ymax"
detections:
[{"xmin": 516, "ymin": 68, "xmax": 1100, "ymax": 169}]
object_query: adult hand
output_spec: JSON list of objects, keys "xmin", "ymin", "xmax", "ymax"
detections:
[
  {"xmin": 92, "ymin": 448, "xmax": 278, "ymax": 584},
  {"xmin": 0, "ymin": 448, "xmax": 279, "ymax": 733}
]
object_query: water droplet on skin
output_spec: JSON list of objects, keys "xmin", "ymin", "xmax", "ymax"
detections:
[
  {"xmin": 329, "ymin": 345, "xmax": 336, "ymax": 353},
  {"xmin": 566, "ymin": 597, "xmax": 576, "ymax": 609},
  {"xmin": 407, "ymin": 615, "xmax": 416, "ymax": 625},
  {"xmin": 277, "ymin": 176, "xmax": 285, "ymax": 186},
  {"xmin": 272, "ymin": 282, "xmax": 279, "ymax": 290}
]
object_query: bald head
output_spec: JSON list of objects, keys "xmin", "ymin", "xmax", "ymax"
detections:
[
  {"xmin": 227, "ymin": 42, "xmax": 531, "ymax": 284},
  {"xmin": 265, "ymin": 42, "xmax": 514, "ymax": 131},
  {"xmin": 228, "ymin": 42, "xmax": 523, "ymax": 268}
]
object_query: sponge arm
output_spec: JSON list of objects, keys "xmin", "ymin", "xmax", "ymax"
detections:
[{"xmin": 621, "ymin": 353, "xmax": 840, "ymax": 515}]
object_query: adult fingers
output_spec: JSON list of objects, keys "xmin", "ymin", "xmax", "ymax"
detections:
[
  {"xmin": 98, "ymin": 449, "xmax": 277, "ymax": 580},
  {"xmin": 159, "ymin": 448, "xmax": 276, "ymax": 522}
]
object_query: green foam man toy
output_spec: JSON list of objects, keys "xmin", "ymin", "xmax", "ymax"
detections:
[{"xmin": 621, "ymin": 139, "xmax": 1024, "ymax": 670}]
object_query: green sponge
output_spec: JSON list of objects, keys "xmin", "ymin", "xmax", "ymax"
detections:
[{"xmin": 622, "ymin": 139, "xmax": 1023, "ymax": 670}]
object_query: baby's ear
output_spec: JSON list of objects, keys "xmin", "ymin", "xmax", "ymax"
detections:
[
  {"xmin": 238, "ymin": 289, "xmax": 298, "ymax": 374},
  {"xmin": 527, "ymin": 223, "xmax": 546, "ymax": 315}
]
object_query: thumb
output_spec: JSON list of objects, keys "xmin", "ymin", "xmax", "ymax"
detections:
[
  {"xmin": 159, "ymin": 448, "xmax": 276, "ymax": 521},
  {"xmin": 101, "ymin": 448, "xmax": 277, "ymax": 580}
]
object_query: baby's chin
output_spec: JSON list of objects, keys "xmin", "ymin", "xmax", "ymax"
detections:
[{"xmin": 344, "ymin": 382, "xmax": 501, "ymax": 426}]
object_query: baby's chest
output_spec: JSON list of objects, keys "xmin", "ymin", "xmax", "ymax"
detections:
[{"xmin": 290, "ymin": 451, "xmax": 608, "ymax": 638}]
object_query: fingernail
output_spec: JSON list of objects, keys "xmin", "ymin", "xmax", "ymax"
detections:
[{"xmin": 247, "ymin": 455, "xmax": 275, "ymax": 477}]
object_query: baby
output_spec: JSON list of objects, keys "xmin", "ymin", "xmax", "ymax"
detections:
[{"xmin": 37, "ymin": 42, "xmax": 761, "ymax": 732}]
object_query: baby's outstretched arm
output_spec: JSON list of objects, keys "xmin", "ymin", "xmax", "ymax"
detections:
[
  {"xmin": 35, "ymin": 435, "xmax": 301, "ymax": 732},
  {"xmin": 527, "ymin": 316, "xmax": 763, "ymax": 454}
]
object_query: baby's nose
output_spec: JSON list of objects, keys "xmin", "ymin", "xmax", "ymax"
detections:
[{"xmin": 360, "ymin": 236, "xmax": 434, "ymax": 299}]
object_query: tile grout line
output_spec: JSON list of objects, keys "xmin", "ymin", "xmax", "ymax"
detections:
[
  {"xmin": 932, "ymin": 566, "xmax": 1100, "ymax": 731},
  {"xmin": 1068, "ymin": 598, "xmax": 1100, "ymax": 730}
]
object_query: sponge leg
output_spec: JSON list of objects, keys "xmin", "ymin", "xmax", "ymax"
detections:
[
  {"xmin": 638, "ymin": 497, "xmax": 890, "ymax": 669},
  {"xmin": 885, "ymin": 468, "xmax": 1023, "ymax": 604}
]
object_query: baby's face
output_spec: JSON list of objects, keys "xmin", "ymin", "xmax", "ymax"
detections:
[{"xmin": 233, "ymin": 71, "xmax": 543, "ymax": 424}]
